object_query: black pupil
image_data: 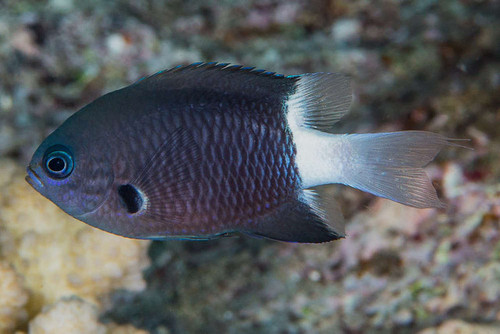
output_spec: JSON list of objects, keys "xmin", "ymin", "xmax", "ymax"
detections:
[{"xmin": 48, "ymin": 157, "xmax": 66, "ymax": 172}]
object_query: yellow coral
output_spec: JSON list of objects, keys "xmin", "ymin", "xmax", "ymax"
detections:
[
  {"xmin": 0, "ymin": 160, "xmax": 151, "ymax": 318},
  {"xmin": 29, "ymin": 297, "xmax": 107, "ymax": 334},
  {"xmin": 29, "ymin": 297, "xmax": 149, "ymax": 334},
  {"xmin": 0, "ymin": 260, "xmax": 28, "ymax": 333}
]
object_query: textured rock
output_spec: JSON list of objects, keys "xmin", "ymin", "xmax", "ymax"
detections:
[
  {"xmin": 29, "ymin": 297, "xmax": 107, "ymax": 334},
  {"xmin": 419, "ymin": 319, "xmax": 500, "ymax": 334},
  {"xmin": 0, "ymin": 260, "xmax": 28, "ymax": 333},
  {"xmin": 29, "ymin": 297, "xmax": 148, "ymax": 334}
]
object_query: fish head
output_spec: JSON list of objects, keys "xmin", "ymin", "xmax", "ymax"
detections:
[{"xmin": 26, "ymin": 115, "xmax": 115, "ymax": 219}]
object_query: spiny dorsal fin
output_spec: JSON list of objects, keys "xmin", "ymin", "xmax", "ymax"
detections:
[
  {"xmin": 163, "ymin": 62, "xmax": 287, "ymax": 78},
  {"xmin": 133, "ymin": 62, "xmax": 298, "ymax": 98},
  {"xmin": 287, "ymin": 72, "xmax": 352, "ymax": 133}
]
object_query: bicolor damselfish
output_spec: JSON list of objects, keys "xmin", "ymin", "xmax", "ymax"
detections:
[{"xmin": 26, "ymin": 62, "xmax": 455, "ymax": 243}]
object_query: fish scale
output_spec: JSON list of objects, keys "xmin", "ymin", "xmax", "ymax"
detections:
[{"xmin": 118, "ymin": 95, "xmax": 293, "ymax": 235}]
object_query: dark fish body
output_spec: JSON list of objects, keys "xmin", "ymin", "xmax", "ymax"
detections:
[{"xmin": 26, "ymin": 63, "xmax": 451, "ymax": 243}]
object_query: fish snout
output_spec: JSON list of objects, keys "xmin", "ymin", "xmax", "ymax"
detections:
[{"xmin": 26, "ymin": 165, "xmax": 44, "ymax": 190}]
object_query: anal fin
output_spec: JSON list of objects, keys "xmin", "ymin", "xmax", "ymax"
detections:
[{"xmin": 244, "ymin": 189, "xmax": 345, "ymax": 243}]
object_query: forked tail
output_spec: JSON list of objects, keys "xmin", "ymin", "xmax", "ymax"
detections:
[{"xmin": 338, "ymin": 131, "xmax": 457, "ymax": 208}]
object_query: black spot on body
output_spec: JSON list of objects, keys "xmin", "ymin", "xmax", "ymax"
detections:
[{"xmin": 118, "ymin": 184, "xmax": 143, "ymax": 214}]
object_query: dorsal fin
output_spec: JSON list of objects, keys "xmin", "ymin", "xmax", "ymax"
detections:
[
  {"xmin": 133, "ymin": 62, "xmax": 298, "ymax": 99},
  {"xmin": 287, "ymin": 72, "xmax": 352, "ymax": 133}
]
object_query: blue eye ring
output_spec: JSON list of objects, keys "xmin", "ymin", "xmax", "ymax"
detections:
[{"xmin": 43, "ymin": 147, "xmax": 74, "ymax": 179}]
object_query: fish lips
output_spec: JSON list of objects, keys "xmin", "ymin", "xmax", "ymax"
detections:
[{"xmin": 25, "ymin": 165, "xmax": 44, "ymax": 191}]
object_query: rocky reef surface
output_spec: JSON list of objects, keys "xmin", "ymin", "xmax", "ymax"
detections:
[{"xmin": 0, "ymin": 0, "xmax": 498, "ymax": 333}]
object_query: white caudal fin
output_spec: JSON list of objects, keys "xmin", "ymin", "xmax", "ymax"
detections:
[{"xmin": 339, "ymin": 131, "xmax": 458, "ymax": 208}]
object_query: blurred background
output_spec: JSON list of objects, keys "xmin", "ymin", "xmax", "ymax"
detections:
[{"xmin": 0, "ymin": 0, "xmax": 499, "ymax": 333}]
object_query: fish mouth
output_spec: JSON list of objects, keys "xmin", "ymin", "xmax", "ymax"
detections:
[{"xmin": 26, "ymin": 166, "xmax": 44, "ymax": 190}]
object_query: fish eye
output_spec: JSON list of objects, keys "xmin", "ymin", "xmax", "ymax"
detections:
[{"xmin": 43, "ymin": 147, "xmax": 74, "ymax": 179}]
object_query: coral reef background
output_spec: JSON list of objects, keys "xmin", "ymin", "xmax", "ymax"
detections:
[{"xmin": 0, "ymin": 0, "xmax": 499, "ymax": 333}]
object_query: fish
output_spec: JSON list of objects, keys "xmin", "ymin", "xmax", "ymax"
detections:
[{"xmin": 26, "ymin": 62, "xmax": 455, "ymax": 243}]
